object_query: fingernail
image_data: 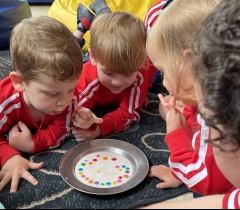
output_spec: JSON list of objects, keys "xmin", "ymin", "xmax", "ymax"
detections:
[{"xmin": 10, "ymin": 189, "xmax": 16, "ymax": 193}]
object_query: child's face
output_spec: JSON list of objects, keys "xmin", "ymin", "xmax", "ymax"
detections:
[
  {"xmin": 147, "ymin": 45, "xmax": 195, "ymax": 105},
  {"xmin": 196, "ymin": 82, "xmax": 240, "ymax": 189},
  {"xmin": 22, "ymin": 74, "xmax": 78, "ymax": 115},
  {"xmin": 95, "ymin": 62, "xmax": 138, "ymax": 94},
  {"xmin": 211, "ymin": 127, "xmax": 240, "ymax": 189}
]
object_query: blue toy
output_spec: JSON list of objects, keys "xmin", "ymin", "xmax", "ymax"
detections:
[{"xmin": 0, "ymin": 0, "xmax": 32, "ymax": 50}]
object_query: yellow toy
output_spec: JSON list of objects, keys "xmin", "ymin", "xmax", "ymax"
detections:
[{"xmin": 48, "ymin": 0, "xmax": 158, "ymax": 51}]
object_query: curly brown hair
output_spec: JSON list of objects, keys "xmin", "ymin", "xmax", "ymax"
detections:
[{"xmin": 192, "ymin": 0, "xmax": 240, "ymax": 151}]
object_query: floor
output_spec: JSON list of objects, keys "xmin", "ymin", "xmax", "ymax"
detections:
[{"xmin": 29, "ymin": 2, "xmax": 193, "ymax": 206}]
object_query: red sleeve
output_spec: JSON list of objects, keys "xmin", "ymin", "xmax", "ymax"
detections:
[
  {"xmin": 76, "ymin": 62, "xmax": 98, "ymax": 110},
  {"xmin": 32, "ymin": 99, "xmax": 76, "ymax": 153},
  {"xmin": 144, "ymin": 0, "xmax": 167, "ymax": 34},
  {"xmin": 223, "ymin": 190, "xmax": 240, "ymax": 209},
  {"xmin": 0, "ymin": 92, "xmax": 21, "ymax": 166},
  {"xmin": 98, "ymin": 70, "xmax": 148, "ymax": 136},
  {"xmin": 165, "ymin": 106, "xmax": 235, "ymax": 195},
  {"xmin": 76, "ymin": 62, "xmax": 149, "ymax": 137},
  {"xmin": 0, "ymin": 138, "xmax": 21, "ymax": 167}
]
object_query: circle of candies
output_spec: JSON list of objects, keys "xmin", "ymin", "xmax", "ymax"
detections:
[{"xmin": 77, "ymin": 154, "xmax": 131, "ymax": 186}]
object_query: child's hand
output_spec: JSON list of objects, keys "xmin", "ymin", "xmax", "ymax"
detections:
[
  {"xmin": 0, "ymin": 155, "xmax": 44, "ymax": 193},
  {"xmin": 8, "ymin": 121, "xmax": 34, "ymax": 153},
  {"xmin": 71, "ymin": 125, "xmax": 101, "ymax": 142},
  {"xmin": 148, "ymin": 164, "xmax": 183, "ymax": 189},
  {"xmin": 158, "ymin": 94, "xmax": 182, "ymax": 133},
  {"xmin": 72, "ymin": 108, "xmax": 103, "ymax": 129}
]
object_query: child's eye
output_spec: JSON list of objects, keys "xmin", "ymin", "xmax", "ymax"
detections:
[
  {"xmin": 104, "ymin": 72, "xmax": 113, "ymax": 75},
  {"xmin": 68, "ymin": 89, "xmax": 74, "ymax": 93},
  {"xmin": 125, "ymin": 73, "xmax": 133, "ymax": 77},
  {"xmin": 46, "ymin": 92, "xmax": 58, "ymax": 97}
]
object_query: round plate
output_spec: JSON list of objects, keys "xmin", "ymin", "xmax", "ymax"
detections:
[{"xmin": 59, "ymin": 139, "xmax": 149, "ymax": 195}]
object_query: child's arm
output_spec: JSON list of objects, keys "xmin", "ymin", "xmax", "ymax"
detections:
[
  {"xmin": 71, "ymin": 107, "xmax": 103, "ymax": 141},
  {"xmin": 97, "ymin": 70, "xmax": 149, "ymax": 137},
  {"xmin": 72, "ymin": 107, "xmax": 103, "ymax": 129},
  {"xmin": 74, "ymin": 65, "xmax": 148, "ymax": 138},
  {"xmin": 28, "ymin": 102, "xmax": 76, "ymax": 154},
  {"xmin": 148, "ymin": 164, "xmax": 183, "ymax": 189},
  {"xmin": 8, "ymin": 121, "xmax": 34, "ymax": 153},
  {"xmin": 146, "ymin": 94, "xmax": 184, "ymax": 189},
  {"xmin": 0, "ymin": 132, "xmax": 43, "ymax": 193},
  {"xmin": 71, "ymin": 125, "xmax": 101, "ymax": 142},
  {"xmin": 0, "ymin": 154, "xmax": 43, "ymax": 193},
  {"xmin": 164, "ymin": 106, "xmax": 234, "ymax": 195},
  {"xmin": 144, "ymin": 194, "xmax": 224, "ymax": 209}
]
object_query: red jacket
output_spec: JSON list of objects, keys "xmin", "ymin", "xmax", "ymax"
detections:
[
  {"xmin": 165, "ymin": 105, "xmax": 236, "ymax": 195},
  {"xmin": 75, "ymin": 61, "xmax": 155, "ymax": 137},
  {"xmin": 223, "ymin": 189, "xmax": 240, "ymax": 209},
  {"xmin": 144, "ymin": 0, "xmax": 167, "ymax": 35},
  {"xmin": 0, "ymin": 77, "xmax": 78, "ymax": 166}
]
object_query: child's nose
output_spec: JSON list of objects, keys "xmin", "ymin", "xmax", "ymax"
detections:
[
  {"xmin": 56, "ymin": 94, "xmax": 71, "ymax": 108},
  {"xmin": 111, "ymin": 77, "xmax": 123, "ymax": 86}
]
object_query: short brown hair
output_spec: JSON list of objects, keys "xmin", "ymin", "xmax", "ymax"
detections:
[
  {"xmin": 90, "ymin": 11, "xmax": 148, "ymax": 74},
  {"xmin": 10, "ymin": 16, "xmax": 83, "ymax": 82}
]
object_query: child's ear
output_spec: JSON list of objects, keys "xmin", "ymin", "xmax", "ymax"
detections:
[
  {"xmin": 9, "ymin": 72, "xmax": 25, "ymax": 92},
  {"xmin": 183, "ymin": 49, "xmax": 191, "ymax": 64},
  {"xmin": 183, "ymin": 49, "xmax": 192, "ymax": 72},
  {"xmin": 88, "ymin": 48, "xmax": 97, "ymax": 66}
]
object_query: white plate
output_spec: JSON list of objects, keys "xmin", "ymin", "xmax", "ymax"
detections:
[{"xmin": 59, "ymin": 139, "xmax": 149, "ymax": 195}]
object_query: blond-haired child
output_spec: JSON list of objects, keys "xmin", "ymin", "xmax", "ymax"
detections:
[
  {"xmin": 146, "ymin": 0, "xmax": 240, "ymax": 208},
  {"xmin": 0, "ymin": 16, "xmax": 83, "ymax": 193},
  {"xmin": 146, "ymin": 0, "xmax": 236, "ymax": 197},
  {"xmin": 71, "ymin": 11, "xmax": 156, "ymax": 141}
]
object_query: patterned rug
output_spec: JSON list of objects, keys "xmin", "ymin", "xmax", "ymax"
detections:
[{"xmin": 0, "ymin": 51, "xmax": 190, "ymax": 209}]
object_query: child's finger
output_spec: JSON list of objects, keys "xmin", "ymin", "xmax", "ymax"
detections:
[
  {"xmin": 158, "ymin": 93, "xmax": 165, "ymax": 101},
  {"xmin": 17, "ymin": 121, "xmax": 29, "ymax": 132},
  {"xmin": 165, "ymin": 96, "xmax": 176, "ymax": 110},
  {"xmin": 158, "ymin": 94, "xmax": 168, "ymax": 107},
  {"xmin": 10, "ymin": 169, "xmax": 20, "ymax": 193},
  {"xmin": 0, "ymin": 174, "xmax": 11, "ymax": 192},
  {"xmin": 21, "ymin": 170, "xmax": 39, "ymax": 186},
  {"xmin": 9, "ymin": 124, "xmax": 19, "ymax": 133},
  {"xmin": 92, "ymin": 114, "xmax": 103, "ymax": 124}
]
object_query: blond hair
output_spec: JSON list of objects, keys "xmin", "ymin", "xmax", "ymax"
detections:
[
  {"xmin": 90, "ymin": 11, "xmax": 148, "ymax": 74},
  {"xmin": 10, "ymin": 16, "xmax": 83, "ymax": 83},
  {"xmin": 147, "ymin": 0, "xmax": 220, "ymax": 101}
]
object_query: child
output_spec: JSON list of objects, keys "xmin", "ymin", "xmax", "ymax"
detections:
[
  {"xmin": 192, "ymin": 0, "xmax": 240, "ymax": 207},
  {"xmin": 144, "ymin": 0, "xmax": 172, "ymax": 95},
  {"xmin": 146, "ymin": 0, "xmax": 236, "ymax": 197},
  {"xmin": 146, "ymin": 0, "xmax": 240, "ymax": 208},
  {"xmin": 71, "ymin": 11, "xmax": 156, "ymax": 142},
  {"xmin": 0, "ymin": 16, "xmax": 83, "ymax": 193}
]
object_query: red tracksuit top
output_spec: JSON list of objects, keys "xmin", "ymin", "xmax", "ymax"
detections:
[
  {"xmin": 0, "ymin": 77, "xmax": 78, "ymax": 166},
  {"xmin": 223, "ymin": 189, "xmax": 240, "ymax": 209},
  {"xmin": 75, "ymin": 61, "xmax": 154, "ymax": 137},
  {"xmin": 165, "ymin": 105, "xmax": 236, "ymax": 195},
  {"xmin": 144, "ymin": 0, "xmax": 167, "ymax": 35}
]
